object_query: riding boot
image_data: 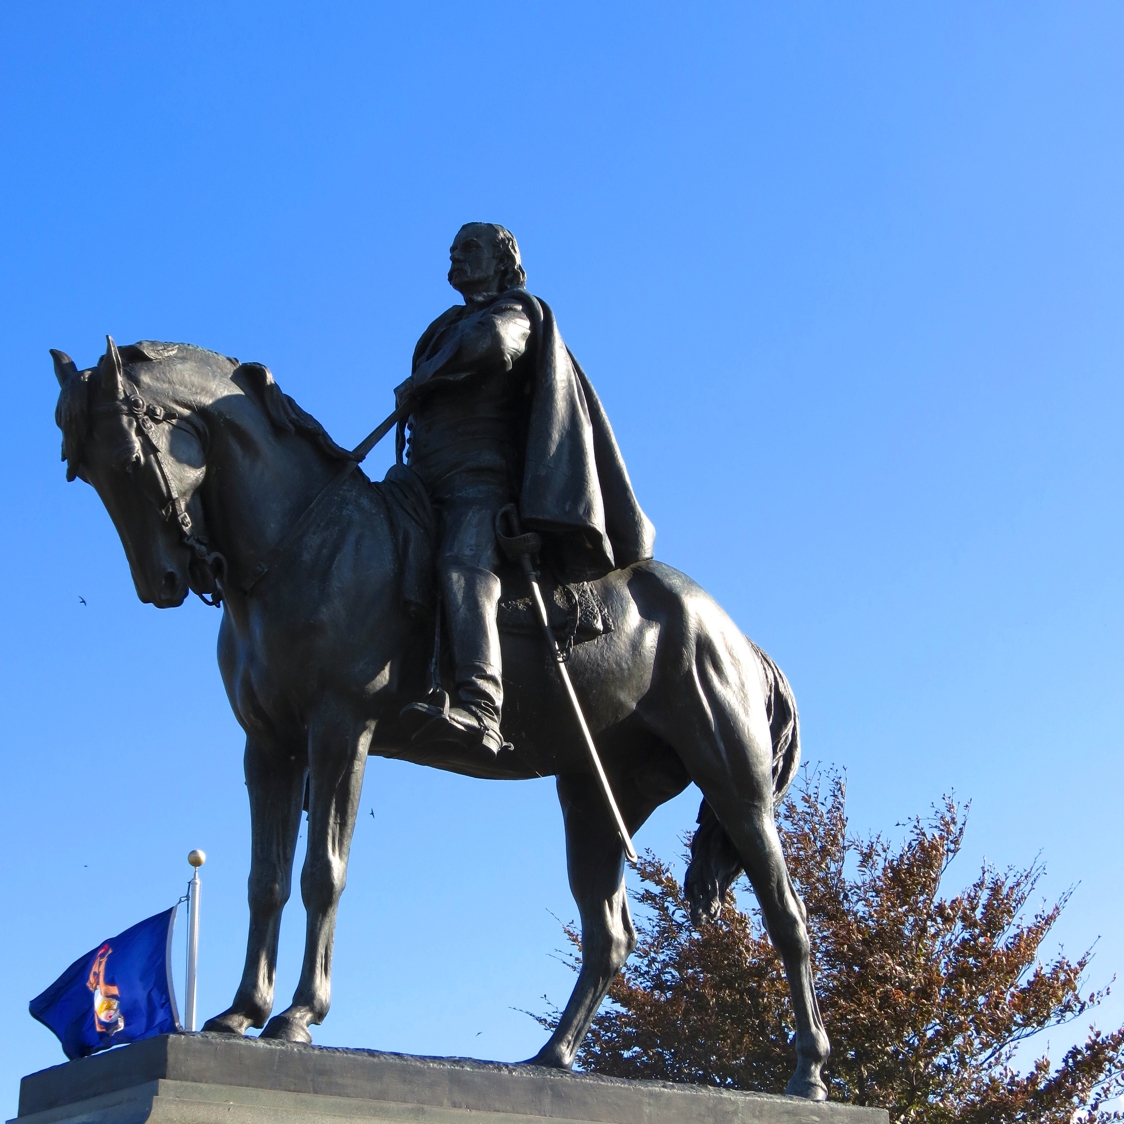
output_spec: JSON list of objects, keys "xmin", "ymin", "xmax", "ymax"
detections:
[
  {"xmin": 444, "ymin": 562, "xmax": 506, "ymax": 751},
  {"xmin": 404, "ymin": 563, "xmax": 508, "ymax": 754}
]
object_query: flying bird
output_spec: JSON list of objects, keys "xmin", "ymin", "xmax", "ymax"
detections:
[{"xmin": 78, "ymin": 597, "xmax": 86, "ymax": 606}]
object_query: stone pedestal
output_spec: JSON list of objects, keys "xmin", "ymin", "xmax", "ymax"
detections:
[{"xmin": 10, "ymin": 1033, "xmax": 888, "ymax": 1124}]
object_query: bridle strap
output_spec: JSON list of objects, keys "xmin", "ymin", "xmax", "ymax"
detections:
[{"xmin": 99, "ymin": 385, "xmax": 227, "ymax": 607}]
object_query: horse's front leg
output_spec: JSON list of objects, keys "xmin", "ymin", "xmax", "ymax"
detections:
[
  {"xmin": 203, "ymin": 735, "xmax": 305, "ymax": 1035},
  {"xmin": 528, "ymin": 767, "xmax": 673, "ymax": 1069},
  {"xmin": 261, "ymin": 708, "xmax": 372, "ymax": 1042}
]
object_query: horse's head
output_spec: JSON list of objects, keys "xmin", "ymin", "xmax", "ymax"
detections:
[{"xmin": 52, "ymin": 337, "xmax": 218, "ymax": 608}]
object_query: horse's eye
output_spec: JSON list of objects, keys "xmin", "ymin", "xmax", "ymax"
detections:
[{"xmin": 124, "ymin": 452, "xmax": 142, "ymax": 475}]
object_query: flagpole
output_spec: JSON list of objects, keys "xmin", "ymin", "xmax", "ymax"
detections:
[{"xmin": 185, "ymin": 849, "xmax": 205, "ymax": 1032}]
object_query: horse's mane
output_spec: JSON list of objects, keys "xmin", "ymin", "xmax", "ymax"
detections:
[
  {"xmin": 230, "ymin": 358, "xmax": 355, "ymax": 465},
  {"xmin": 56, "ymin": 341, "xmax": 354, "ymax": 480}
]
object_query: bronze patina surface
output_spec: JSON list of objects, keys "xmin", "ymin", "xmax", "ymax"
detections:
[{"xmin": 50, "ymin": 227, "xmax": 830, "ymax": 1100}]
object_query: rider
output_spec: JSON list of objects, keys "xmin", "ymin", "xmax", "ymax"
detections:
[{"xmin": 395, "ymin": 223, "xmax": 654, "ymax": 754}]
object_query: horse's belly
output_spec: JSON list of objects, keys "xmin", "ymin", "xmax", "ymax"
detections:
[{"xmin": 497, "ymin": 582, "xmax": 660, "ymax": 768}]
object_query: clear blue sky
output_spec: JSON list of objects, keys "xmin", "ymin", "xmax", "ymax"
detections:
[{"xmin": 2, "ymin": 2, "xmax": 1122, "ymax": 1113}]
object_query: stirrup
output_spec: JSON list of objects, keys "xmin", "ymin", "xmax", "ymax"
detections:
[
  {"xmin": 400, "ymin": 688, "xmax": 450, "ymax": 729},
  {"xmin": 402, "ymin": 697, "xmax": 510, "ymax": 755}
]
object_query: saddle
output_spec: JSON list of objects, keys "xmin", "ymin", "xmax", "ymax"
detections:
[
  {"xmin": 496, "ymin": 574, "xmax": 614, "ymax": 654},
  {"xmin": 377, "ymin": 465, "xmax": 614, "ymax": 651}
]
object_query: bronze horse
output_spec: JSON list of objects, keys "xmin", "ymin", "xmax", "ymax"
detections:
[{"xmin": 51, "ymin": 337, "xmax": 830, "ymax": 1100}]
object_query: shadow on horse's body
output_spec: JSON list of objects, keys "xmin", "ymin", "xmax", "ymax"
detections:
[{"xmin": 52, "ymin": 339, "xmax": 830, "ymax": 1099}]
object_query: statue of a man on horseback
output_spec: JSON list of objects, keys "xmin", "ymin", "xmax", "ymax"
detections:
[
  {"xmin": 49, "ymin": 230, "xmax": 833, "ymax": 1099},
  {"xmin": 396, "ymin": 223, "xmax": 655, "ymax": 755}
]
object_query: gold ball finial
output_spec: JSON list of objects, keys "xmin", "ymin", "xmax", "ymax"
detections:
[{"xmin": 188, "ymin": 849, "xmax": 206, "ymax": 868}]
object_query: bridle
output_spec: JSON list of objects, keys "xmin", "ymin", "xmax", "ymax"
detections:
[{"xmin": 94, "ymin": 382, "xmax": 227, "ymax": 607}]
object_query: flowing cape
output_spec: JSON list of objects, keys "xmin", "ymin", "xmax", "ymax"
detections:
[{"xmin": 511, "ymin": 290, "xmax": 655, "ymax": 580}]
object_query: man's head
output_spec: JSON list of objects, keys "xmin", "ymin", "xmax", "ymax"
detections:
[{"xmin": 448, "ymin": 223, "xmax": 526, "ymax": 300}]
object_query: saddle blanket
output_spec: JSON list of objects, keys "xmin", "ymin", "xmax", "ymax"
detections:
[{"xmin": 497, "ymin": 575, "xmax": 614, "ymax": 651}]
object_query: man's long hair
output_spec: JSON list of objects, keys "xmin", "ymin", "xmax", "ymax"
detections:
[
  {"xmin": 462, "ymin": 222, "xmax": 527, "ymax": 291},
  {"xmin": 491, "ymin": 224, "xmax": 527, "ymax": 290}
]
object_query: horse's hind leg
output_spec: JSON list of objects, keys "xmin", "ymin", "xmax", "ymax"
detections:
[
  {"xmin": 706, "ymin": 785, "xmax": 829, "ymax": 1100},
  {"xmin": 671, "ymin": 676, "xmax": 829, "ymax": 1098},
  {"xmin": 203, "ymin": 735, "xmax": 305, "ymax": 1034},
  {"xmin": 528, "ymin": 756, "xmax": 687, "ymax": 1069},
  {"xmin": 648, "ymin": 608, "xmax": 829, "ymax": 1098}
]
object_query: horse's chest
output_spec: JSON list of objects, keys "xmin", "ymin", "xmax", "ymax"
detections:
[{"xmin": 220, "ymin": 617, "xmax": 312, "ymax": 741}]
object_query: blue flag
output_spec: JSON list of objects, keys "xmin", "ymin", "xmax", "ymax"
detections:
[{"xmin": 29, "ymin": 907, "xmax": 180, "ymax": 1060}]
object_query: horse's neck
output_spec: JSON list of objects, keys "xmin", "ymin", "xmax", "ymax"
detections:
[{"xmin": 199, "ymin": 394, "xmax": 341, "ymax": 588}]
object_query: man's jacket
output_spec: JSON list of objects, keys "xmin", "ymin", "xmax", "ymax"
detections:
[{"xmin": 403, "ymin": 288, "xmax": 655, "ymax": 582}]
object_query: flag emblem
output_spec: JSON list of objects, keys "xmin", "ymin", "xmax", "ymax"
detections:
[{"xmin": 87, "ymin": 944, "xmax": 125, "ymax": 1035}]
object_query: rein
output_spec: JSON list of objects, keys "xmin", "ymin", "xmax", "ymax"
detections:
[
  {"xmin": 101, "ymin": 382, "xmax": 406, "ymax": 607},
  {"xmin": 97, "ymin": 384, "xmax": 228, "ymax": 607},
  {"xmin": 238, "ymin": 403, "xmax": 406, "ymax": 596}
]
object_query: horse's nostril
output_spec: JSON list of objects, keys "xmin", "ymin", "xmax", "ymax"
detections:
[{"xmin": 160, "ymin": 571, "xmax": 179, "ymax": 597}]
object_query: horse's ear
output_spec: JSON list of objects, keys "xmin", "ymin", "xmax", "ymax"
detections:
[
  {"xmin": 50, "ymin": 349, "xmax": 78, "ymax": 386},
  {"xmin": 100, "ymin": 335, "xmax": 124, "ymax": 401}
]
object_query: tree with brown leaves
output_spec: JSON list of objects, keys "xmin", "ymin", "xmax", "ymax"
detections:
[{"xmin": 542, "ymin": 771, "xmax": 1124, "ymax": 1123}]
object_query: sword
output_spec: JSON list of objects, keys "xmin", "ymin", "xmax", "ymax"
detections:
[
  {"xmin": 496, "ymin": 506, "xmax": 639, "ymax": 863},
  {"xmin": 351, "ymin": 404, "xmax": 407, "ymax": 460}
]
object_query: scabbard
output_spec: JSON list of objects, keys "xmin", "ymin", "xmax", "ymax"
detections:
[{"xmin": 523, "ymin": 564, "xmax": 638, "ymax": 863}]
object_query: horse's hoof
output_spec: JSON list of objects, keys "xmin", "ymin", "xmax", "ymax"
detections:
[
  {"xmin": 785, "ymin": 1072, "xmax": 828, "ymax": 1101},
  {"xmin": 201, "ymin": 1010, "xmax": 256, "ymax": 1035},
  {"xmin": 259, "ymin": 1014, "xmax": 313, "ymax": 1044},
  {"xmin": 519, "ymin": 1049, "xmax": 572, "ymax": 1070}
]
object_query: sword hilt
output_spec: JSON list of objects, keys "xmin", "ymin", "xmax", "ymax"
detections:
[{"xmin": 495, "ymin": 504, "xmax": 542, "ymax": 575}]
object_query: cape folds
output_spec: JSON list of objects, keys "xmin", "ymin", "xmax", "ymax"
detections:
[{"xmin": 508, "ymin": 289, "xmax": 655, "ymax": 580}]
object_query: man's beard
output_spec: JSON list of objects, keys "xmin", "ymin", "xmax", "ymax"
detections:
[{"xmin": 449, "ymin": 265, "xmax": 498, "ymax": 293}]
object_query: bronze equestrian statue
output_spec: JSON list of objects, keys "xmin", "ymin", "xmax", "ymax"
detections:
[{"xmin": 50, "ymin": 225, "xmax": 831, "ymax": 1100}]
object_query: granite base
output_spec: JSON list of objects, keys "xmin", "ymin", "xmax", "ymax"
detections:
[{"xmin": 11, "ymin": 1034, "xmax": 888, "ymax": 1124}]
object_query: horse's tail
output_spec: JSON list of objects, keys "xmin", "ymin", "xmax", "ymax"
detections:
[{"xmin": 683, "ymin": 640, "xmax": 801, "ymax": 927}]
